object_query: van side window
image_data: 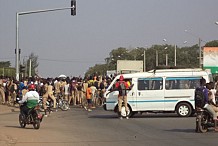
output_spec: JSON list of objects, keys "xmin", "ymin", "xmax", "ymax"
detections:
[
  {"xmin": 138, "ymin": 78, "xmax": 163, "ymax": 90},
  {"xmin": 165, "ymin": 77, "xmax": 201, "ymax": 90}
]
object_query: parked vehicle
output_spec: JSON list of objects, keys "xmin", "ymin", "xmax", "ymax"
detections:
[{"xmin": 104, "ymin": 68, "xmax": 213, "ymax": 117}]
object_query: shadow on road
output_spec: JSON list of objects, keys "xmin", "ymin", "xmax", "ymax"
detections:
[
  {"xmin": 164, "ymin": 128, "xmax": 196, "ymax": 133},
  {"xmin": 5, "ymin": 125, "xmax": 35, "ymax": 130},
  {"xmin": 89, "ymin": 112, "xmax": 194, "ymax": 119},
  {"xmin": 89, "ymin": 114, "xmax": 117, "ymax": 119}
]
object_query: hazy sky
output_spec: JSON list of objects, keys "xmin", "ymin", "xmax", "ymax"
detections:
[{"xmin": 0, "ymin": 0, "xmax": 218, "ymax": 78}]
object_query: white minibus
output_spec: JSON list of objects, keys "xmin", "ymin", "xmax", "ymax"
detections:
[{"xmin": 103, "ymin": 68, "xmax": 213, "ymax": 117}]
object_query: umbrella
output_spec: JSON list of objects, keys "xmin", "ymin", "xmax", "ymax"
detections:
[{"xmin": 59, "ymin": 74, "xmax": 67, "ymax": 78}]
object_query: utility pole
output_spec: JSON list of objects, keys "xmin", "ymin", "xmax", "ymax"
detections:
[
  {"xmin": 174, "ymin": 44, "xmax": 177, "ymax": 66},
  {"xmin": 29, "ymin": 59, "xmax": 32, "ymax": 77},
  {"xmin": 15, "ymin": 4, "xmax": 76, "ymax": 81},
  {"xmin": 184, "ymin": 30, "xmax": 203, "ymax": 69},
  {"xmin": 156, "ymin": 50, "xmax": 158, "ymax": 67},
  {"xmin": 199, "ymin": 38, "xmax": 202, "ymax": 68},
  {"xmin": 143, "ymin": 50, "xmax": 146, "ymax": 72}
]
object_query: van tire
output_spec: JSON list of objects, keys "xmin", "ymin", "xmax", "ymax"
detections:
[
  {"xmin": 176, "ymin": 102, "xmax": 192, "ymax": 117},
  {"xmin": 116, "ymin": 104, "xmax": 133, "ymax": 118}
]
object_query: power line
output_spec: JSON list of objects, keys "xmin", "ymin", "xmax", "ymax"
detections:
[{"xmin": 38, "ymin": 58, "xmax": 105, "ymax": 63}]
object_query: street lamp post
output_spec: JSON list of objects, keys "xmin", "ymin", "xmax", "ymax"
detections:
[
  {"xmin": 143, "ymin": 50, "xmax": 146, "ymax": 72},
  {"xmin": 163, "ymin": 39, "xmax": 187, "ymax": 67},
  {"xmin": 15, "ymin": 6, "xmax": 76, "ymax": 81},
  {"xmin": 163, "ymin": 39, "xmax": 177, "ymax": 66},
  {"xmin": 184, "ymin": 30, "xmax": 203, "ymax": 68},
  {"xmin": 156, "ymin": 50, "xmax": 158, "ymax": 67},
  {"xmin": 164, "ymin": 46, "xmax": 168, "ymax": 66}
]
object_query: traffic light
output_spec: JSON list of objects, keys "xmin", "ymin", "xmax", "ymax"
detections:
[
  {"xmin": 20, "ymin": 65, "xmax": 25, "ymax": 73},
  {"xmin": 71, "ymin": 0, "xmax": 76, "ymax": 16}
]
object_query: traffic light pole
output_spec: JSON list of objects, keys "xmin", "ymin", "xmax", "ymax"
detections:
[{"xmin": 15, "ymin": 6, "xmax": 76, "ymax": 81}]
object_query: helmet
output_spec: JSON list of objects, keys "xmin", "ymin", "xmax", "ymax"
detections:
[{"xmin": 28, "ymin": 84, "xmax": 35, "ymax": 91}]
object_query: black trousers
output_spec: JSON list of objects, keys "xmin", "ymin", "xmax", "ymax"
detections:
[{"xmin": 20, "ymin": 104, "xmax": 30, "ymax": 116}]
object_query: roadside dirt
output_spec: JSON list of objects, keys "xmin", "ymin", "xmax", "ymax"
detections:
[{"xmin": 0, "ymin": 105, "xmax": 19, "ymax": 115}]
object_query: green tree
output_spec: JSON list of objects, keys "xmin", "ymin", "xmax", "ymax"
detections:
[
  {"xmin": 0, "ymin": 61, "xmax": 11, "ymax": 68},
  {"xmin": 205, "ymin": 40, "xmax": 218, "ymax": 47},
  {"xmin": 85, "ymin": 64, "xmax": 108, "ymax": 78},
  {"xmin": 24, "ymin": 53, "xmax": 39, "ymax": 77},
  {"xmin": 85, "ymin": 40, "xmax": 217, "ymax": 76}
]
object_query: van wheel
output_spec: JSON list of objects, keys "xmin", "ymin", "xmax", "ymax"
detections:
[{"xmin": 176, "ymin": 103, "xmax": 192, "ymax": 117}]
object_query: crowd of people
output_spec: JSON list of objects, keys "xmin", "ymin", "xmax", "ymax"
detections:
[{"xmin": 0, "ymin": 74, "xmax": 115, "ymax": 116}]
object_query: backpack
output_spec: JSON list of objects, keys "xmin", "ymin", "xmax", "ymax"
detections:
[
  {"xmin": 10, "ymin": 84, "xmax": 15, "ymax": 93},
  {"xmin": 194, "ymin": 87, "xmax": 205, "ymax": 108},
  {"xmin": 118, "ymin": 81, "xmax": 126, "ymax": 96}
]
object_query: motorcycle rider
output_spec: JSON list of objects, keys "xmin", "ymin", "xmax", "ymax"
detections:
[
  {"xmin": 18, "ymin": 84, "xmax": 40, "ymax": 116},
  {"xmin": 197, "ymin": 78, "xmax": 218, "ymax": 131}
]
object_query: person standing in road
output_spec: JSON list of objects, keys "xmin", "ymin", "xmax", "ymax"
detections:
[
  {"xmin": 70, "ymin": 79, "xmax": 78, "ymax": 105},
  {"xmin": 77, "ymin": 81, "xmax": 83, "ymax": 106},
  {"xmin": 42, "ymin": 79, "xmax": 57, "ymax": 117},
  {"xmin": 86, "ymin": 84, "xmax": 93, "ymax": 111},
  {"xmin": 54, "ymin": 78, "xmax": 61, "ymax": 99},
  {"xmin": 0, "ymin": 83, "xmax": 5, "ymax": 105},
  {"xmin": 115, "ymin": 75, "xmax": 133, "ymax": 120},
  {"xmin": 64, "ymin": 80, "xmax": 71, "ymax": 104}
]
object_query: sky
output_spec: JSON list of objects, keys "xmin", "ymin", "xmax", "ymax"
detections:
[{"xmin": 0, "ymin": 0, "xmax": 218, "ymax": 78}]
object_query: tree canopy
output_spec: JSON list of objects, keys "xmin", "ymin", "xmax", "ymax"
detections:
[{"xmin": 86, "ymin": 40, "xmax": 218, "ymax": 77}]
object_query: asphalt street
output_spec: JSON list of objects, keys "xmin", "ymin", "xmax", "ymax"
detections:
[{"xmin": 0, "ymin": 105, "xmax": 218, "ymax": 146}]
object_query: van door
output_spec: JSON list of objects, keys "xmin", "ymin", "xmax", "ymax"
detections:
[{"xmin": 136, "ymin": 77, "xmax": 164, "ymax": 111}]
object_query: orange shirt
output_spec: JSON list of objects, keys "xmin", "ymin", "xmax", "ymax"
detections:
[{"xmin": 86, "ymin": 87, "xmax": 92, "ymax": 99}]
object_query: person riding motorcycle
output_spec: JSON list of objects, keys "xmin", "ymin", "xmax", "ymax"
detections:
[
  {"xmin": 196, "ymin": 78, "xmax": 218, "ymax": 132},
  {"xmin": 18, "ymin": 84, "xmax": 40, "ymax": 116}
]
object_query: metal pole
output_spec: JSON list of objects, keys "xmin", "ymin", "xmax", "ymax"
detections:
[
  {"xmin": 15, "ymin": 13, "xmax": 19, "ymax": 81},
  {"xmin": 166, "ymin": 54, "xmax": 168, "ymax": 66},
  {"xmin": 156, "ymin": 50, "xmax": 158, "ymax": 66},
  {"xmin": 15, "ymin": 6, "xmax": 76, "ymax": 81},
  {"xmin": 199, "ymin": 38, "xmax": 201, "ymax": 68},
  {"xmin": 144, "ymin": 50, "xmax": 146, "ymax": 72},
  {"xmin": 29, "ymin": 59, "xmax": 32, "ymax": 77},
  {"xmin": 174, "ymin": 44, "xmax": 177, "ymax": 66}
]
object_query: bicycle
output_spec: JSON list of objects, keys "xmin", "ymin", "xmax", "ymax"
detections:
[{"xmin": 56, "ymin": 93, "xmax": 70, "ymax": 111}]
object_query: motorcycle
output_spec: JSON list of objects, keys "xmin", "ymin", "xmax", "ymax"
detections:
[
  {"xmin": 19, "ymin": 104, "xmax": 43, "ymax": 129},
  {"xmin": 195, "ymin": 107, "xmax": 217, "ymax": 133}
]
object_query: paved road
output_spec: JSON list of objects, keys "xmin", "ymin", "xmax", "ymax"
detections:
[{"xmin": 0, "ymin": 105, "xmax": 218, "ymax": 146}]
